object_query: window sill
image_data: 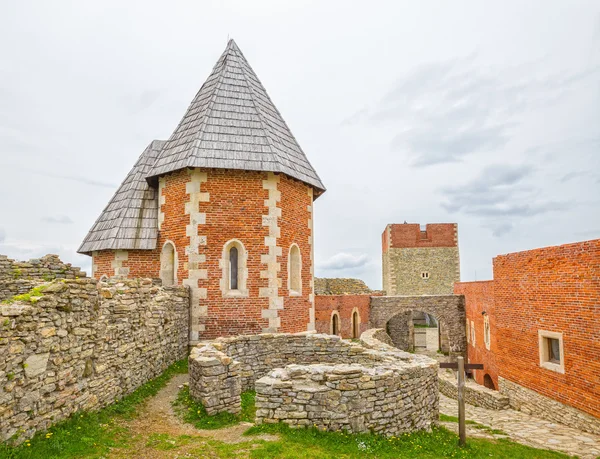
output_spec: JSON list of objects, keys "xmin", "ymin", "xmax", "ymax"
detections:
[
  {"xmin": 223, "ymin": 289, "xmax": 249, "ymax": 299},
  {"xmin": 540, "ymin": 361, "xmax": 565, "ymax": 374},
  {"xmin": 289, "ymin": 290, "xmax": 302, "ymax": 297}
]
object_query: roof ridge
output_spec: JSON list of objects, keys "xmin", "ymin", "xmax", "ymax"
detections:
[
  {"xmin": 188, "ymin": 45, "xmax": 232, "ymax": 161},
  {"xmin": 228, "ymin": 44, "xmax": 280, "ymax": 172},
  {"xmin": 234, "ymin": 43, "xmax": 325, "ymax": 186}
]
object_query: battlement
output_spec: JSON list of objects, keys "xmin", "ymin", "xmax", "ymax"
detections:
[{"xmin": 382, "ymin": 223, "xmax": 458, "ymax": 252}]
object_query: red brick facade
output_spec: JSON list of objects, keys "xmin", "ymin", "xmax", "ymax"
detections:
[
  {"xmin": 456, "ymin": 239, "xmax": 600, "ymax": 419},
  {"xmin": 383, "ymin": 223, "xmax": 458, "ymax": 252},
  {"xmin": 315, "ymin": 295, "xmax": 371, "ymax": 338},
  {"xmin": 453, "ymin": 280, "xmax": 497, "ymax": 389},
  {"xmin": 92, "ymin": 168, "xmax": 314, "ymax": 340}
]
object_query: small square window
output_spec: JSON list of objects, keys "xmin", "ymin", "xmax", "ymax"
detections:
[
  {"xmin": 421, "ymin": 271, "xmax": 430, "ymax": 279},
  {"xmin": 538, "ymin": 330, "xmax": 564, "ymax": 374}
]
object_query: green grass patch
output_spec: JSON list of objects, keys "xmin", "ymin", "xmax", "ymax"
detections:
[
  {"xmin": 0, "ymin": 359, "xmax": 188, "ymax": 459},
  {"xmin": 439, "ymin": 414, "xmax": 507, "ymax": 435},
  {"xmin": 241, "ymin": 422, "xmax": 568, "ymax": 458},
  {"xmin": 1, "ymin": 285, "xmax": 48, "ymax": 305},
  {"xmin": 413, "ymin": 324, "xmax": 437, "ymax": 328},
  {"xmin": 173, "ymin": 387, "xmax": 256, "ymax": 429}
]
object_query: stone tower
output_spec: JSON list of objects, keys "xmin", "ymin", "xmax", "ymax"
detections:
[
  {"xmin": 79, "ymin": 40, "xmax": 326, "ymax": 344},
  {"xmin": 382, "ymin": 223, "xmax": 460, "ymax": 295}
]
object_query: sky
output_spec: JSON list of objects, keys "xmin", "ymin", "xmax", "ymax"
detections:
[{"xmin": 0, "ymin": 0, "xmax": 599, "ymax": 289}]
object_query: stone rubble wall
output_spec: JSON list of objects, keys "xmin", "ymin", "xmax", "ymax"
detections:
[
  {"xmin": 499, "ymin": 377, "xmax": 600, "ymax": 435},
  {"xmin": 314, "ymin": 278, "xmax": 375, "ymax": 295},
  {"xmin": 0, "ymin": 254, "xmax": 87, "ymax": 302},
  {"xmin": 439, "ymin": 372, "xmax": 509, "ymax": 410},
  {"xmin": 189, "ymin": 330, "xmax": 439, "ymax": 435},
  {"xmin": 0, "ymin": 277, "xmax": 189, "ymax": 443}
]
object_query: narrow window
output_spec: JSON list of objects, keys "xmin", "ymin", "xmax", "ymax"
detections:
[
  {"xmin": 229, "ymin": 246, "xmax": 238, "ymax": 290},
  {"xmin": 547, "ymin": 338, "xmax": 560, "ymax": 363},
  {"xmin": 483, "ymin": 314, "xmax": 491, "ymax": 350},
  {"xmin": 421, "ymin": 271, "xmax": 430, "ymax": 279},
  {"xmin": 288, "ymin": 244, "xmax": 302, "ymax": 295}
]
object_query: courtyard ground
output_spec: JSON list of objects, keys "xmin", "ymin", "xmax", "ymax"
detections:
[{"xmin": 1, "ymin": 363, "xmax": 594, "ymax": 459}]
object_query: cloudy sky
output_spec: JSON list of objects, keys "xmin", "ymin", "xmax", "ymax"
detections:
[{"xmin": 1, "ymin": 0, "xmax": 598, "ymax": 289}]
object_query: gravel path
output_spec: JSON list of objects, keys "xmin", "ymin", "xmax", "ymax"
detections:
[{"xmin": 440, "ymin": 393, "xmax": 600, "ymax": 458}]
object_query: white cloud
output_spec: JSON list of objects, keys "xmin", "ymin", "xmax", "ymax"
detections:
[{"xmin": 317, "ymin": 253, "xmax": 370, "ymax": 270}]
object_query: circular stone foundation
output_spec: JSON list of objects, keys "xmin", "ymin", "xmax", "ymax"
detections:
[{"xmin": 188, "ymin": 329, "xmax": 439, "ymax": 436}]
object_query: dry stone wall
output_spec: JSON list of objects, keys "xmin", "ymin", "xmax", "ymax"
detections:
[
  {"xmin": 189, "ymin": 330, "xmax": 439, "ymax": 435},
  {"xmin": 439, "ymin": 372, "xmax": 509, "ymax": 410},
  {"xmin": 314, "ymin": 278, "xmax": 374, "ymax": 295},
  {"xmin": 0, "ymin": 277, "xmax": 189, "ymax": 442},
  {"xmin": 0, "ymin": 254, "xmax": 87, "ymax": 302},
  {"xmin": 499, "ymin": 377, "xmax": 600, "ymax": 435}
]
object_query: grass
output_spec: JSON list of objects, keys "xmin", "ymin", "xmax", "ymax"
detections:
[
  {"xmin": 173, "ymin": 387, "xmax": 256, "ymax": 429},
  {"xmin": 439, "ymin": 414, "xmax": 507, "ymax": 435},
  {"xmin": 0, "ymin": 359, "xmax": 188, "ymax": 459},
  {"xmin": 0, "ymin": 360, "xmax": 570, "ymax": 459},
  {"xmin": 1, "ymin": 285, "xmax": 48, "ymax": 305},
  {"xmin": 237, "ymin": 423, "xmax": 568, "ymax": 459}
]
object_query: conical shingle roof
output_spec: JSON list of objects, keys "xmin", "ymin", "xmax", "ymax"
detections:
[
  {"xmin": 79, "ymin": 40, "xmax": 324, "ymax": 255},
  {"xmin": 78, "ymin": 140, "xmax": 164, "ymax": 254},
  {"xmin": 146, "ymin": 39, "xmax": 325, "ymax": 192}
]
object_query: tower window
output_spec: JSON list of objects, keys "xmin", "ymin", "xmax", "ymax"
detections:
[
  {"xmin": 421, "ymin": 271, "xmax": 430, "ymax": 279},
  {"xmin": 229, "ymin": 246, "xmax": 238, "ymax": 290},
  {"xmin": 288, "ymin": 244, "xmax": 302, "ymax": 295},
  {"xmin": 221, "ymin": 240, "xmax": 248, "ymax": 298}
]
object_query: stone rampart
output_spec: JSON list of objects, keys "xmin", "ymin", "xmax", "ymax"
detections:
[
  {"xmin": 189, "ymin": 330, "xmax": 439, "ymax": 435},
  {"xmin": 0, "ymin": 254, "xmax": 87, "ymax": 302},
  {"xmin": 0, "ymin": 277, "xmax": 189, "ymax": 442},
  {"xmin": 439, "ymin": 372, "xmax": 509, "ymax": 410}
]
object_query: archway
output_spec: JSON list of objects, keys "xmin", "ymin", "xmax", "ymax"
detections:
[
  {"xmin": 352, "ymin": 311, "xmax": 360, "ymax": 338},
  {"xmin": 483, "ymin": 374, "xmax": 496, "ymax": 390},
  {"xmin": 385, "ymin": 310, "xmax": 448, "ymax": 354},
  {"xmin": 370, "ymin": 295, "xmax": 466, "ymax": 357},
  {"xmin": 331, "ymin": 312, "xmax": 340, "ymax": 335}
]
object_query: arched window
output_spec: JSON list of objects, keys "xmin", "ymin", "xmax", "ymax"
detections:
[
  {"xmin": 352, "ymin": 310, "xmax": 360, "ymax": 338},
  {"xmin": 288, "ymin": 244, "xmax": 302, "ymax": 295},
  {"xmin": 221, "ymin": 240, "xmax": 248, "ymax": 297},
  {"xmin": 229, "ymin": 246, "xmax": 238, "ymax": 290},
  {"xmin": 331, "ymin": 312, "xmax": 340, "ymax": 336},
  {"xmin": 160, "ymin": 241, "xmax": 177, "ymax": 286}
]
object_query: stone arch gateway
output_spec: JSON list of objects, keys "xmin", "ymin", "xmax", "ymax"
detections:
[{"xmin": 369, "ymin": 295, "xmax": 467, "ymax": 357}]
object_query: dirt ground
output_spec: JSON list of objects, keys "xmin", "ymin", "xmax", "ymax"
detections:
[{"xmin": 108, "ymin": 374, "xmax": 277, "ymax": 459}]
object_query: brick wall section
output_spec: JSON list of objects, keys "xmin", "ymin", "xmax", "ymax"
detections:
[
  {"xmin": 0, "ymin": 277, "xmax": 189, "ymax": 442},
  {"xmin": 314, "ymin": 295, "xmax": 371, "ymax": 338},
  {"xmin": 453, "ymin": 281, "xmax": 497, "ymax": 388},
  {"xmin": 0, "ymin": 255, "xmax": 87, "ymax": 302},
  {"xmin": 90, "ymin": 168, "xmax": 315, "ymax": 341},
  {"xmin": 493, "ymin": 240, "xmax": 600, "ymax": 419},
  {"xmin": 384, "ymin": 223, "xmax": 458, "ymax": 251}
]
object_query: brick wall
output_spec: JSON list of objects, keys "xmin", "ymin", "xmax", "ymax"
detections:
[
  {"xmin": 314, "ymin": 295, "xmax": 371, "ymax": 338},
  {"xmin": 383, "ymin": 223, "xmax": 458, "ymax": 251},
  {"xmin": 453, "ymin": 281, "xmax": 497, "ymax": 388},
  {"xmin": 91, "ymin": 168, "xmax": 315, "ymax": 341},
  {"xmin": 493, "ymin": 240, "xmax": 600, "ymax": 419}
]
